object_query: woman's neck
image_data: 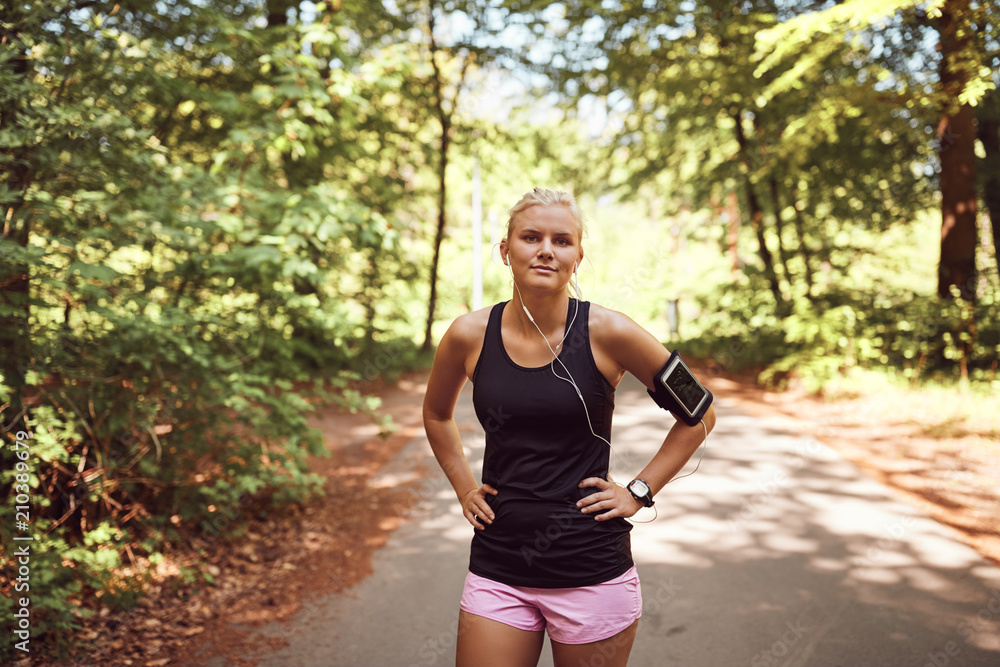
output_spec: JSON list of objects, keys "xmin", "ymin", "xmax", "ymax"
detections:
[{"xmin": 509, "ymin": 289, "xmax": 572, "ymax": 336}]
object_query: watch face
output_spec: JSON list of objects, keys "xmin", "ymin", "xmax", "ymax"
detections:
[{"xmin": 630, "ymin": 480, "xmax": 650, "ymax": 497}]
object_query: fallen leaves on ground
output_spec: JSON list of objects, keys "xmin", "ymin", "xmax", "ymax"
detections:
[{"xmin": 38, "ymin": 372, "xmax": 429, "ymax": 667}]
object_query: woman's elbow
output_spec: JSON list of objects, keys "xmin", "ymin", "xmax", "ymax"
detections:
[{"xmin": 422, "ymin": 400, "xmax": 454, "ymax": 429}]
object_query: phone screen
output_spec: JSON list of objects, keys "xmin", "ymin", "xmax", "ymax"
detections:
[{"xmin": 661, "ymin": 358, "xmax": 708, "ymax": 416}]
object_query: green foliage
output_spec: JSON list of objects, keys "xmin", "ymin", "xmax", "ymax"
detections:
[
  {"xmin": 0, "ymin": 1, "xmax": 435, "ymax": 659},
  {"xmin": 687, "ymin": 280, "xmax": 1000, "ymax": 392},
  {"xmin": 503, "ymin": 0, "xmax": 998, "ymax": 392},
  {"xmin": 670, "ymin": 206, "xmax": 999, "ymax": 391},
  {"xmin": 753, "ymin": 0, "xmax": 997, "ymax": 108},
  {"xmin": 2, "ymin": 0, "xmax": 998, "ymax": 661}
]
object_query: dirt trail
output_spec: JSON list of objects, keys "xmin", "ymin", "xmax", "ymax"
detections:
[
  {"xmin": 689, "ymin": 360, "xmax": 1000, "ymax": 567},
  {"xmin": 56, "ymin": 364, "xmax": 999, "ymax": 666},
  {"xmin": 60, "ymin": 372, "xmax": 430, "ymax": 667}
]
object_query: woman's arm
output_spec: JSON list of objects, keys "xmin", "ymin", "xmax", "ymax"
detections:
[
  {"xmin": 578, "ymin": 306, "xmax": 717, "ymax": 520},
  {"xmin": 422, "ymin": 314, "xmax": 498, "ymax": 530}
]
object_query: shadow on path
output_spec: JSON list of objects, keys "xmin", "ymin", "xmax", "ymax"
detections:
[{"xmin": 229, "ymin": 375, "xmax": 1000, "ymax": 667}]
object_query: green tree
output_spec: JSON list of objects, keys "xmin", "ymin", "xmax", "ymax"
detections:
[
  {"xmin": 0, "ymin": 1, "xmax": 434, "ymax": 656},
  {"xmin": 493, "ymin": 0, "xmax": 998, "ymax": 384},
  {"xmin": 753, "ymin": 0, "xmax": 997, "ymax": 301},
  {"xmin": 510, "ymin": 1, "xmax": 932, "ymax": 305},
  {"xmin": 979, "ymin": 88, "xmax": 1000, "ymax": 276},
  {"xmin": 421, "ymin": 0, "xmax": 475, "ymax": 351}
]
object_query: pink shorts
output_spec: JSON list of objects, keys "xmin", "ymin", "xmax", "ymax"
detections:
[{"xmin": 459, "ymin": 566, "xmax": 642, "ymax": 645}]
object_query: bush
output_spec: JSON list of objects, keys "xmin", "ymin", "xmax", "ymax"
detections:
[
  {"xmin": 0, "ymin": 295, "xmax": 390, "ymax": 660},
  {"xmin": 685, "ymin": 278, "xmax": 1000, "ymax": 391}
]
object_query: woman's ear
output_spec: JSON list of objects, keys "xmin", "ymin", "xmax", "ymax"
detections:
[{"xmin": 500, "ymin": 241, "xmax": 509, "ymax": 266}]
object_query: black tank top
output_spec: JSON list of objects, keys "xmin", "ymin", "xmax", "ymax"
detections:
[{"xmin": 469, "ymin": 299, "xmax": 633, "ymax": 588}]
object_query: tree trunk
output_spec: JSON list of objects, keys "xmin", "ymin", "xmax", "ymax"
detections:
[
  {"xmin": 267, "ymin": 0, "xmax": 295, "ymax": 27},
  {"xmin": 726, "ymin": 191, "xmax": 740, "ymax": 282},
  {"xmin": 977, "ymin": 89, "xmax": 1000, "ymax": 277},
  {"xmin": 768, "ymin": 175, "xmax": 792, "ymax": 289},
  {"xmin": 789, "ymin": 182, "xmax": 816, "ymax": 301},
  {"xmin": 935, "ymin": 1, "xmax": 979, "ymax": 301},
  {"xmin": 1, "ymin": 10, "xmax": 32, "ymax": 422},
  {"xmin": 730, "ymin": 108, "xmax": 782, "ymax": 305},
  {"xmin": 422, "ymin": 1, "xmax": 449, "ymax": 352},
  {"xmin": 423, "ymin": 122, "xmax": 450, "ymax": 352}
]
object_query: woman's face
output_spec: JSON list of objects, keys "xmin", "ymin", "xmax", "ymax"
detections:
[{"xmin": 501, "ymin": 205, "xmax": 583, "ymax": 293}]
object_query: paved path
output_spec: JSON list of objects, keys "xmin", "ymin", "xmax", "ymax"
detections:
[{"xmin": 233, "ymin": 374, "xmax": 1000, "ymax": 667}]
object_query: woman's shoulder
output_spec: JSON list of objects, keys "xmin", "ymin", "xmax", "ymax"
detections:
[
  {"xmin": 586, "ymin": 302, "xmax": 671, "ymax": 382},
  {"xmin": 586, "ymin": 302, "xmax": 645, "ymax": 341},
  {"xmin": 442, "ymin": 303, "xmax": 498, "ymax": 349}
]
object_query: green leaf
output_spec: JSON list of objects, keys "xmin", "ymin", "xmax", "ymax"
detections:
[{"xmin": 66, "ymin": 261, "xmax": 119, "ymax": 282}]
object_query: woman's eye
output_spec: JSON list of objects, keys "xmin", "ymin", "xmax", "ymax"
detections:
[{"xmin": 524, "ymin": 235, "xmax": 537, "ymax": 242}]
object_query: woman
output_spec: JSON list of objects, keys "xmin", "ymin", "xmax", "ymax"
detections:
[{"xmin": 422, "ymin": 188, "xmax": 716, "ymax": 667}]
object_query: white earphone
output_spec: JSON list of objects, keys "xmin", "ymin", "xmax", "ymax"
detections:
[
  {"xmin": 501, "ymin": 251, "xmax": 702, "ymax": 522},
  {"xmin": 503, "ymin": 253, "xmax": 611, "ymax": 460}
]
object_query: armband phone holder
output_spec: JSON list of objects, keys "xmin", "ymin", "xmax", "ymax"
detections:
[{"xmin": 647, "ymin": 350, "xmax": 713, "ymax": 426}]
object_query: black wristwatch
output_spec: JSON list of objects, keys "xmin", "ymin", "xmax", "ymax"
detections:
[{"xmin": 627, "ymin": 479, "xmax": 655, "ymax": 507}]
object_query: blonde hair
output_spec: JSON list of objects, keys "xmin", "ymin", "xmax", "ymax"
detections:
[{"xmin": 505, "ymin": 188, "xmax": 586, "ymax": 241}]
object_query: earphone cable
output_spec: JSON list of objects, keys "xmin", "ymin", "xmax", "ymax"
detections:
[
  {"xmin": 506, "ymin": 258, "xmax": 708, "ymax": 524},
  {"xmin": 509, "ymin": 263, "xmax": 618, "ymax": 474}
]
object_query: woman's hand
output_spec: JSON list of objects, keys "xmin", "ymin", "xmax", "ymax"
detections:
[
  {"xmin": 461, "ymin": 484, "xmax": 498, "ymax": 530},
  {"xmin": 577, "ymin": 477, "xmax": 642, "ymax": 521}
]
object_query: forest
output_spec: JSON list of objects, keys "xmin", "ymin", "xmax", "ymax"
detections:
[{"xmin": 1, "ymin": 0, "xmax": 998, "ymax": 658}]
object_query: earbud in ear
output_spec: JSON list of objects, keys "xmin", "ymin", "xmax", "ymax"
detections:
[{"xmin": 574, "ymin": 261, "xmax": 578, "ymax": 273}]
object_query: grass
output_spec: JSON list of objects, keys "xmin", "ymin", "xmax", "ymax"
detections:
[{"xmin": 817, "ymin": 367, "xmax": 1000, "ymax": 441}]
